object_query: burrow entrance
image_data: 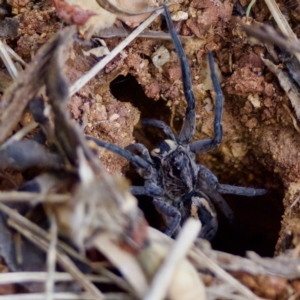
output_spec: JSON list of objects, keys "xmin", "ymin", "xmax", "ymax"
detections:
[{"xmin": 110, "ymin": 74, "xmax": 284, "ymax": 257}]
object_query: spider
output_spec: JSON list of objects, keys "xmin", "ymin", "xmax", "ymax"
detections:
[{"xmin": 88, "ymin": 5, "xmax": 268, "ymax": 240}]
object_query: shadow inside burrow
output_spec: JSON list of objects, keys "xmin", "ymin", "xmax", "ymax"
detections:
[
  {"xmin": 110, "ymin": 74, "xmax": 173, "ymax": 149},
  {"xmin": 110, "ymin": 74, "xmax": 284, "ymax": 257},
  {"xmin": 211, "ymin": 190, "xmax": 284, "ymax": 257}
]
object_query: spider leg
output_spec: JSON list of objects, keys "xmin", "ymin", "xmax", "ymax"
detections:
[
  {"xmin": 216, "ymin": 184, "xmax": 269, "ymax": 196},
  {"xmin": 193, "ymin": 196, "xmax": 218, "ymax": 241},
  {"xmin": 164, "ymin": 5, "xmax": 196, "ymax": 145},
  {"xmin": 180, "ymin": 190, "xmax": 218, "ymax": 240},
  {"xmin": 197, "ymin": 179, "xmax": 234, "ymax": 221},
  {"xmin": 190, "ymin": 52, "xmax": 223, "ymax": 154},
  {"xmin": 131, "ymin": 183, "xmax": 164, "ymax": 197},
  {"xmin": 198, "ymin": 164, "xmax": 219, "ymax": 187},
  {"xmin": 126, "ymin": 143, "xmax": 154, "ymax": 165},
  {"xmin": 86, "ymin": 136, "xmax": 151, "ymax": 173},
  {"xmin": 153, "ymin": 198, "xmax": 181, "ymax": 237},
  {"xmin": 142, "ymin": 119, "xmax": 176, "ymax": 142},
  {"xmin": 198, "ymin": 164, "xmax": 269, "ymax": 196}
]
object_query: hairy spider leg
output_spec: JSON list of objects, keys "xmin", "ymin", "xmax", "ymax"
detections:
[
  {"xmin": 198, "ymin": 160, "xmax": 268, "ymax": 197},
  {"xmin": 190, "ymin": 52, "xmax": 224, "ymax": 153},
  {"xmin": 87, "ymin": 136, "xmax": 164, "ymax": 196},
  {"xmin": 126, "ymin": 143, "xmax": 154, "ymax": 165},
  {"xmin": 153, "ymin": 198, "xmax": 181, "ymax": 236},
  {"xmin": 181, "ymin": 190, "xmax": 218, "ymax": 240},
  {"xmin": 86, "ymin": 136, "xmax": 150, "ymax": 171},
  {"xmin": 217, "ymin": 184, "xmax": 268, "ymax": 196},
  {"xmin": 141, "ymin": 119, "xmax": 176, "ymax": 141},
  {"xmin": 163, "ymin": 5, "xmax": 196, "ymax": 145},
  {"xmin": 198, "ymin": 162, "xmax": 268, "ymax": 220},
  {"xmin": 131, "ymin": 184, "xmax": 164, "ymax": 196},
  {"xmin": 197, "ymin": 179, "xmax": 235, "ymax": 221}
]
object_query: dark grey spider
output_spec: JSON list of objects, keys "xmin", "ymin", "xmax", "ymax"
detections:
[{"xmin": 87, "ymin": 5, "xmax": 268, "ymax": 240}]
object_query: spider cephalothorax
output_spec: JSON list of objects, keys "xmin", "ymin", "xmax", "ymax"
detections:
[
  {"xmin": 151, "ymin": 140, "xmax": 198, "ymax": 199},
  {"xmin": 88, "ymin": 5, "xmax": 268, "ymax": 240}
]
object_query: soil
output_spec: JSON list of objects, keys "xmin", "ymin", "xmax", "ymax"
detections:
[{"xmin": 3, "ymin": 0, "xmax": 300, "ymax": 297}]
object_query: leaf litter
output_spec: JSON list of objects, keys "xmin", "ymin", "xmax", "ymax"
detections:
[{"xmin": 1, "ymin": 0, "xmax": 300, "ymax": 299}]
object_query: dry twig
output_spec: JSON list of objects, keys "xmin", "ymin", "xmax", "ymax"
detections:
[
  {"xmin": 70, "ymin": 8, "xmax": 163, "ymax": 95},
  {"xmin": 263, "ymin": 0, "xmax": 300, "ymax": 63},
  {"xmin": 261, "ymin": 56, "xmax": 300, "ymax": 120},
  {"xmin": 0, "ymin": 202, "xmax": 104, "ymax": 300},
  {"xmin": 144, "ymin": 219, "xmax": 202, "ymax": 300},
  {"xmin": 0, "ymin": 26, "xmax": 76, "ymax": 144},
  {"xmin": 45, "ymin": 209, "xmax": 58, "ymax": 300},
  {"xmin": 0, "ymin": 40, "xmax": 18, "ymax": 79},
  {"xmin": 241, "ymin": 23, "xmax": 300, "ymax": 54}
]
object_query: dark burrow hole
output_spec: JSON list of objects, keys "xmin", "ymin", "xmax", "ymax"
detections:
[{"xmin": 110, "ymin": 74, "xmax": 284, "ymax": 257}]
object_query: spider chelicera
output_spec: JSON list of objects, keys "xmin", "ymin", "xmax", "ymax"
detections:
[{"xmin": 88, "ymin": 5, "xmax": 268, "ymax": 240}]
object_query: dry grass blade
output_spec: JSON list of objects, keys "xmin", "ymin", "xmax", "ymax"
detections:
[
  {"xmin": 98, "ymin": 27, "xmax": 191, "ymax": 41},
  {"xmin": 97, "ymin": 0, "xmax": 162, "ymax": 16},
  {"xmin": 189, "ymin": 247, "xmax": 263, "ymax": 300},
  {"xmin": 206, "ymin": 284, "xmax": 248, "ymax": 300},
  {"xmin": 0, "ymin": 40, "xmax": 18, "ymax": 79},
  {"xmin": 241, "ymin": 23, "xmax": 300, "ymax": 54},
  {"xmin": 0, "ymin": 272, "xmax": 109, "ymax": 284},
  {"xmin": 90, "ymin": 264, "xmax": 133, "ymax": 293},
  {"xmin": 147, "ymin": 229, "xmax": 261, "ymax": 299},
  {"xmin": 0, "ymin": 192, "xmax": 70, "ymax": 203},
  {"xmin": 0, "ymin": 192, "xmax": 131, "ymax": 292},
  {"xmin": 144, "ymin": 219, "xmax": 202, "ymax": 300},
  {"xmin": 0, "ymin": 121, "xmax": 38, "ymax": 149},
  {"xmin": 0, "ymin": 292, "xmax": 135, "ymax": 300},
  {"xmin": 8, "ymin": 219, "xmax": 105, "ymax": 300},
  {"xmin": 93, "ymin": 233, "xmax": 149, "ymax": 298},
  {"xmin": 45, "ymin": 209, "xmax": 58, "ymax": 300},
  {"xmin": 0, "ymin": 202, "xmax": 104, "ymax": 300},
  {"xmin": 0, "ymin": 26, "xmax": 76, "ymax": 145},
  {"xmin": 261, "ymin": 56, "xmax": 300, "ymax": 120},
  {"xmin": 263, "ymin": 0, "xmax": 300, "ymax": 62},
  {"xmin": 70, "ymin": 8, "xmax": 163, "ymax": 95},
  {"xmin": 0, "ymin": 293, "xmax": 93, "ymax": 300},
  {"xmin": 2, "ymin": 43, "xmax": 26, "ymax": 66}
]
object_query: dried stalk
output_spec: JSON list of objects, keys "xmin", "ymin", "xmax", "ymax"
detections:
[
  {"xmin": 0, "ymin": 200, "xmax": 132, "ymax": 293},
  {"xmin": 0, "ymin": 26, "xmax": 76, "ymax": 144},
  {"xmin": 70, "ymin": 8, "xmax": 163, "ymax": 95},
  {"xmin": 0, "ymin": 121, "xmax": 38, "ymax": 149},
  {"xmin": 0, "ymin": 202, "xmax": 104, "ymax": 300},
  {"xmin": 144, "ymin": 219, "xmax": 202, "ymax": 300},
  {"xmin": 0, "ymin": 293, "xmax": 93, "ymax": 300},
  {"xmin": 98, "ymin": 27, "xmax": 191, "ymax": 41},
  {"xmin": 3, "ymin": 43, "xmax": 26, "ymax": 66},
  {"xmin": 148, "ymin": 228, "xmax": 261, "ymax": 300},
  {"xmin": 0, "ymin": 292, "xmax": 135, "ymax": 300},
  {"xmin": 261, "ymin": 56, "xmax": 300, "ymax": 120},
  {"xmin": 241, "ymin": 23, "xmax": 300, "ymax": 54},
  {"xmin": 0, "ymin": 40, "xmax": 18, "ymax": 79},
  {"xmin": 8, "ymin": 219, "xmax": 105, "ymax": 300},
  {"xmin": 263, "ymin": 0, "xmax": 300, "ymax": 62},
  {"xmin": 45, "ymin": 209, "xmax": 58, "ymax": 300},
  {"xmin": 0, "ymin": 272, "xmax": 108, "ymax": 284},
  {"xmin": 0, "ymin": 192, "xmax": 70, "ymax": 203},
  {"xmin": 189, "ymin": 247, "xmax": 263, "ymax": 300}
]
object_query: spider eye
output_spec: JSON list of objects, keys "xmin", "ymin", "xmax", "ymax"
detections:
[
  {"xmin": 171, "ymin": 156, "xmax": 186, "ymax": 177},
  {"xmin": 171, "ymin": 164, "xmax": 181, "ymax": 177}
]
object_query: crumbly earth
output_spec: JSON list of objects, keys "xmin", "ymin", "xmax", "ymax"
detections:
[{"xmin": 4, "ymin": 0, "xmax": 300, "ymax": 297}]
